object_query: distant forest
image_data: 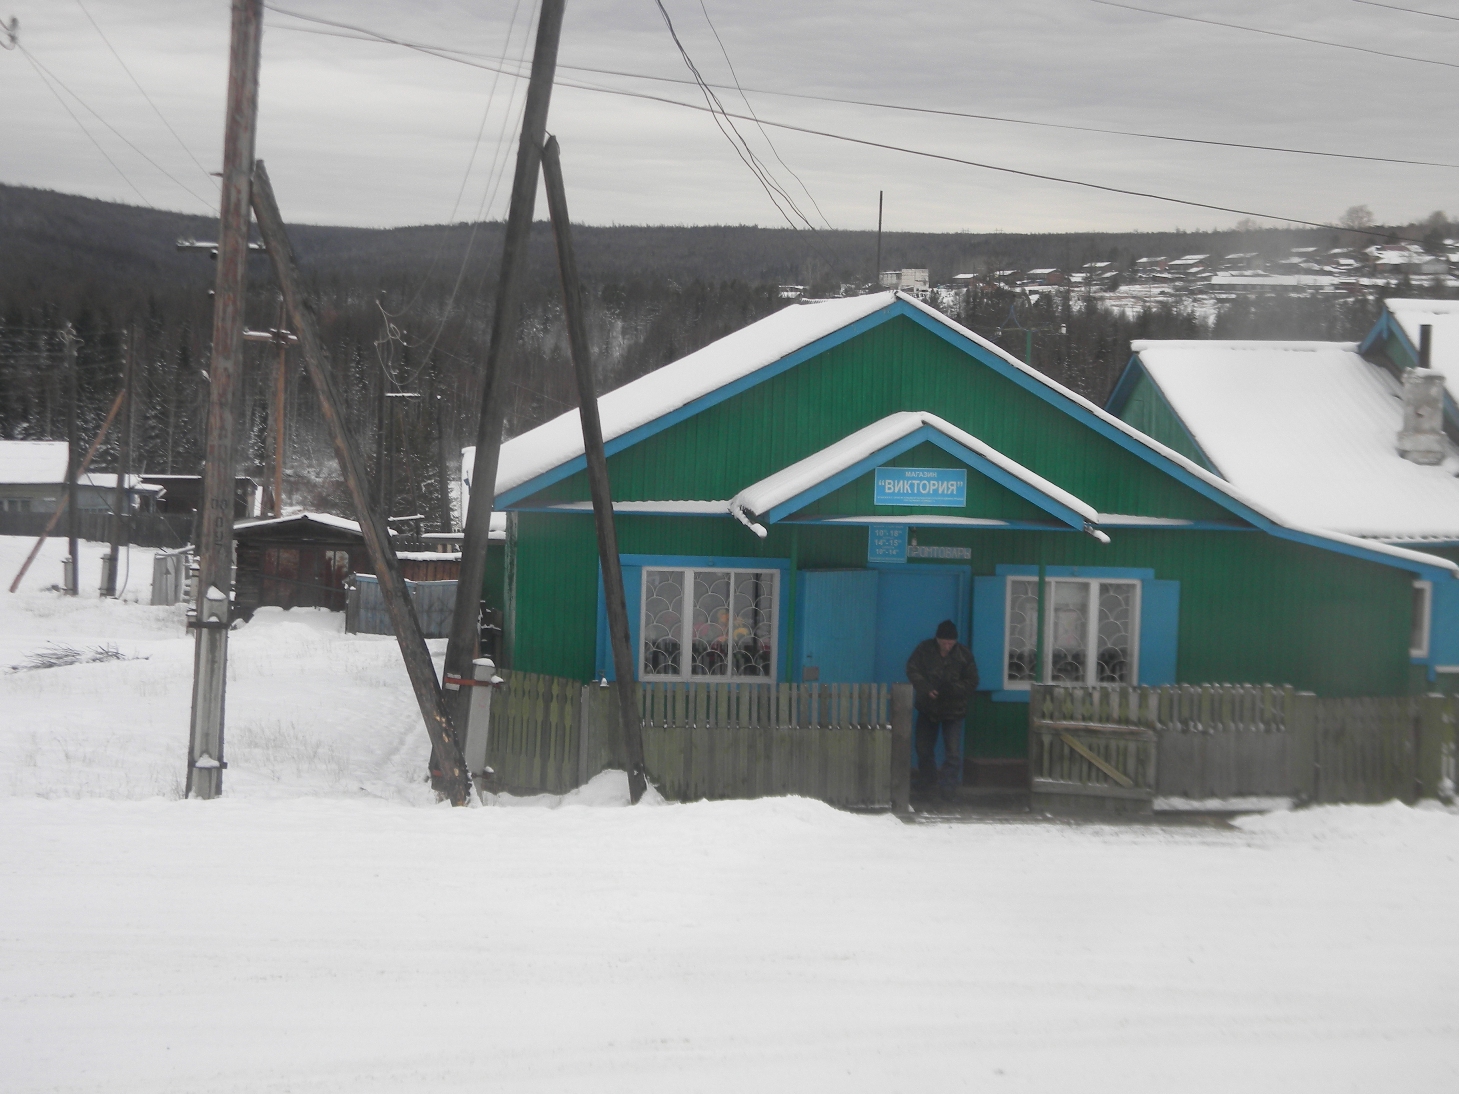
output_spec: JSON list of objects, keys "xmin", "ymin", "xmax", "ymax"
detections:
[{"xmin": 0, "ymin": 182, "xmax": 1447, "ymax": 524}]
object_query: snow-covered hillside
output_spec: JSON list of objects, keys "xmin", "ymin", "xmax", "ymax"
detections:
[{"xmin": 2, "ymin": 535, "xmax": 1456, "ymax": 1093}]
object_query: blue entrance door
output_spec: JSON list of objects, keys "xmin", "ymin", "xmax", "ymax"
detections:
[
  {"xmin": 873, "ymin": 568, "xmax": 967, "ymax": 685},
  {"xmin": 795, "ymin": 570, "xmax": 878, "ymax": 682}
]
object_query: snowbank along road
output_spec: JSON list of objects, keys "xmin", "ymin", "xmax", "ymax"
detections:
[{"xmin": 2, "ymin": 536, "xmax": 1456, "ymax": 1093}]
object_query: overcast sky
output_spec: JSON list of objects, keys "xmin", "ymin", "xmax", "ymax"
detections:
[{"xmin": 2, "ymin": 0, "xmax": 1456, "ymax": 233}]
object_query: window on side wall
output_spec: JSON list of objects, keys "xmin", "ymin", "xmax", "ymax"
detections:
[
  {"xmin": 640, "ymin": 567, "xmax": 778, "ymax": 682},
  {"xmin": 1411, "ymin": 580, "xmax": 1432, "ymax": 659},
  {"xmin": 1003, "ymin": 577, "xmax": 1141, "ymax": 688}
]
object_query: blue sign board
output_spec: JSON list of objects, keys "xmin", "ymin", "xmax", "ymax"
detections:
[
  {"xmin": 868, "ymin": 524, "xmax": 907, "ymax": 563},
  {"xmin": 874, "ymin": 466, "xmax": 967, "ymax": 508}
]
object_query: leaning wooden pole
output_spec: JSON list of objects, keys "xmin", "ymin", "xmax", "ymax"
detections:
[
  {"xmin": 541, "ymin": 135, "xmax": 648, "ymax": 803},
  {"xmin": 443, "ymin": 0, "xmax": 567, "ymax": 727},
  {"xmin": 250, "ymin": 160, "xmax": 471, "ymax": 806}
]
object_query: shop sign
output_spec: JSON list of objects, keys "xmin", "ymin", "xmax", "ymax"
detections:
[{"xmin": 874, "ymin": 466, "xmax": 966, "ymax": 507}]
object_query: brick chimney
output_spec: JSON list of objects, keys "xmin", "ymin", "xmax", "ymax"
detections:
[{"xmin": 1398, "ymin": 325, "xmax": 1445, "ymax": 465}]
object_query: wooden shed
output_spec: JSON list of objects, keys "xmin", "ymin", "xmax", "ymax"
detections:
[{"xmin": 233, "ymin": 512, "xmax": 369, "ymax": 617}]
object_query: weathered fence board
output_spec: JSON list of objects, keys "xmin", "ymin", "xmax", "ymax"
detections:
[
  {"xmin": 487, "ymin": 674, "xmax": 896, "ymax": 808},
  {"xmin": 346, "ymin": 575, "xmax": 457, "ymax": 639},
  {"xmin": 1033, "ymin": 683, "xmax": 1456, "ymax": 807}
]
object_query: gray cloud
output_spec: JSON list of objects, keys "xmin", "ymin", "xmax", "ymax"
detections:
[{"xmin": 2, "ymin": 0, "xmax": 1455, "ymax": 232}]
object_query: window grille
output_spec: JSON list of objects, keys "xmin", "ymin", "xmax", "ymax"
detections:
[
  {"xmin": 1003, "ymin": 576, "xmax": 1140, "ymax": 688},
  {"xmin": 641, "ymin": 567, "xmax": 777, "ymax": 681}
]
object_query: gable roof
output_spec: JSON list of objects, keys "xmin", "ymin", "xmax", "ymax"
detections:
[
  {"xmin": 728, "ymin": 411, "xmax": 1100, "ymax": 532},
  {"xmin": 494, "ymin": 291, "xmax": 1457, "ymax": 577},
  {"xmin": 0, "ymin": 440, "xmax": 69, "ymax": 484},
  {"xmin": 1126, "ymin": 340, "xmax": 1459, "ymax": 542},
  {"xmin": 496, "ymin": 293, "xmax": 896, "ymax": 499},
  {"xmin": 1373, "ymin": 298, "xmax": 1459, "ymax": 382}
]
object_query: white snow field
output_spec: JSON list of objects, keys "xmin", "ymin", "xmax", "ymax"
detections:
[{"xmin": 2, "ymin": 535, "xmax": 1457, "ymax": 1093}]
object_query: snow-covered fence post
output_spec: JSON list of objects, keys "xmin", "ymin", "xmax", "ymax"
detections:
[
  {"xmin": 890, "ymin": 683, "xmax": 914, "ymax": 813},
  {"xmin": 463, "ymin": 657, "xmax": 503, "ymax": 787}
]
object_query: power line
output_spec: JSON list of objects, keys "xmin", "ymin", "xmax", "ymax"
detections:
[
  {"xmin": 73, "ymin": 0, "xmax": 218, "ymax": 189},
  {"xmin": 17, "ymin": 45, "xmax": 152, "ymax": 207},
  {"xmin": 266, "ymin": 14, "xmax": 1459, "ymax": 170},
  {"xmin": 263, "ymin": 5, "xmax": 1425, "ymax": 240},
  {"xmin": 1088, "ymin": 0, "xmax": 1459, "ymax": 70},
  {"xmin": 652, "ymin": 0, "xmax": 819, "ymax": 233},
  {"xmin": 19, "ymin": 45, "xmax": 215, "ymax": 209},
  {"xmin": 1350, "ymin": 0, "xmax": 1459, "ymax": 22},
  {"xmin": 697, "ymin": 0, "xmax": 832, "ymax": 228}
]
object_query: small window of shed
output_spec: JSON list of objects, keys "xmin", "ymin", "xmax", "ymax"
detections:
[{"xmin": 1411, "ymin": 581, "xmax": 1432, "ymax": 659}]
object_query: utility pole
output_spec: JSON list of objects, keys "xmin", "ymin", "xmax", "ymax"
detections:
[
  {"xmin": 186, "ymin": 0, "xmax": 263, "ymax": 800},
  {"xmin": 876, "ymin": 190, "xmax": 883, "ymax": 289},
  {"xmin": 63, "ymin": 323, "xmax": 79, "ymax": 596},
  {"xmin": 444, "ymin": 0, "xmax": 567, "ymax": 731},
  {"xmin": 244, "ymin": 316, "xmax": 295, "ymax": 518},
  {"xmin": 374, "ymin": 367, "xmax": 388, "ymax": 513},
  {"xmin": 434, "ymin": 385, "xmax": 454, "ymax": 533},
  {"xmin": 105, "ymin": 327, "xmax": 135, "ymax": 597},
  {"xmin": 541, "ymin": 135, "xmax": 647, "ymax": 803},
  {"xmin": 251, "ymin": 159, "xmax": 471, "ymax": 804}
]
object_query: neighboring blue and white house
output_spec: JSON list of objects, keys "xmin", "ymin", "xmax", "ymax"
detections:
[{"xmin": 1107, "ymin": 330, "xmax": 1459, "ymax": 686}]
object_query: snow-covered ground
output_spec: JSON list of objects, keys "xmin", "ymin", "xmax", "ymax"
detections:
[{"xmin": 3, "ymin": 535, "xmax": 1457, "ymax": 1093}]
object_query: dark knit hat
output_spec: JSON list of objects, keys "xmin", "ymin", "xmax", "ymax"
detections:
[{"xmin": 936, "ymin": 620, "xmax": 957, "ymax": 640}]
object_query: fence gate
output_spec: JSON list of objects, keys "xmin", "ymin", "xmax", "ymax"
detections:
[{"xmin": 1029, "ymin": 684, "xmax": 1157, "ymax": 813}]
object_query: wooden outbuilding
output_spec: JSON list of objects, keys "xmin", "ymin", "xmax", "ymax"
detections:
[{"xmin": 233, "ymin": 512, "xmax": 369, "ymax": 616}]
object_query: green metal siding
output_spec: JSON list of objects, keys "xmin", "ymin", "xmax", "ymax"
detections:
[
  {"xmin": 513, "ymin": 511, "xmax": 1412, "ymax": 753},
  {"xmin": 1118, "ymin": 371, "xmax": 1214, "ymax": 471},
  {"xmin": 529, "ymin": 316, "xmax": 1233, "ymax": 521},
  {"xmin": 792, "ymin": 440, "xmax": 1051, "ymax": 522},
  {"xmin": 506, "ymin": 313, "xmax": 1416, "ymax": 760}
]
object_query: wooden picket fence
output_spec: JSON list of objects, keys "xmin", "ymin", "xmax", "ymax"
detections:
[
  {"xmin": 1030, "ymin": 683, "xmax": 1456, "ymax": 812},
  {"xmin": 484, "ymin": 672, "xmax": 902, "ymax": 808}
]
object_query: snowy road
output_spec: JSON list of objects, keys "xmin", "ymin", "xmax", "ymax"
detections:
[{"xmin": 2, "ymin": 537, "xmax": 1457, "ymax": 1093}]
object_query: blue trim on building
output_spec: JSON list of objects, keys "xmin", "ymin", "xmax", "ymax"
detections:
[
  {"xmin": 502, "ymin": 295, "xmax": 1457, "ymax": 581},
  {"xmin": 994, "ymin": 564, "xmax": 1157, "ymax": 579},
  {"xmin": 498, "ymin": 308, "xmax": 900, "ymax": 508},
  {"xmin": 760, "ymin": 423, "xmax": 1090, "ymax": 528}
]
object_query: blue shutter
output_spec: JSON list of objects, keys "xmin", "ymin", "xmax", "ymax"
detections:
[
  {"xmin": 971, "ymin": 576, "xmax": 1005, "ymax": 691},
  {"xmin": 1426, "ymin": 577, "xmax": 1459, "ymax": 666},
  {"xmin": 1138, "ymin": 579, "xmax": 1180, "ymax": 685},
  {"xmin": 596, "ymin": 564, "xmax": 643, "ymax": 681}
]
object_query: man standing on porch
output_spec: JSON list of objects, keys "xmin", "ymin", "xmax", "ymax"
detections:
[{"xmin": 905, "ymin": 620, "xmax": 979, "ymax": 800}]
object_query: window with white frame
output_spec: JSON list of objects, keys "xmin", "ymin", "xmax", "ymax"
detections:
[
  {"xmin": 640, "ymin": 568, "xmax": 778, "ymax": 681},
  {"xmin": 1411, "ymin": 580, "xmax": 1432, "ymax": 658},
  {"xmin": 1004, "ymin": 577, "xmax": 1140, "ymax": 687}
]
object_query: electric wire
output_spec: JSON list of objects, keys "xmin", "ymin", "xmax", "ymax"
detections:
[
  {"xmin": 697, "ymin": 0, "xmax": 832, "ymax": 228},
  {"xmin": 652, "ymin": 0, "xmax": 819, "ymax": 233},
  {"xmin": 266, "ymin": 14, "xmax": 1459, "ymax": 170},
  {"xmin": 73, "ymin": 0, "xmax": 218, "ymax": 189},
  {"xmin": 1351, "ymin": 0, "xmax": 1459, "ymax": 21},
  {"xmin": 19, "ymin": 45, "xmax": 214, "ymax": 210},
  {"xmin": 264, "ymin": 4, "xmax": 1430, "ymax": 240},
  {"xmin": 17, "ymin": 45, "xmax": 152, "ymax": 207},
  {"xmin": 383, "ymin": 0, "xmax": 528, "ymax": 323},
  {"xmin": 1088, "ymin": 0, "xmax": 1459, "ymax": 70}
]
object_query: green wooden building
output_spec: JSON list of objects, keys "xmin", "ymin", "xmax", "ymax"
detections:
[{"xmin": 484, "ymin": 291, "xmax": 1457, "ymax": 778}]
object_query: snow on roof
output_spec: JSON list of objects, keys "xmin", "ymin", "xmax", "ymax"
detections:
[
  {"xmin": 1383, "ymin": 300, "xmax": 1459, "ymax": 399},
  {"xmin": 494, "ymin": 294, "xmax": 896, "ymax": 496},
  {"xmin": 1131, "ymin": 340, "xmax": 1459, "ymax": 540},
  {"xmin": 490, "ymin": 290, "xmax": 1453, "ymax": 575},
  {"xmin": 234, "ymin": 512, "xmax": 368, "ymax": 536},
  {"xmin": 0, "ymin": 440, "xmax": 68, "ymax": 484},
  {"xmin": 730, "ymin": 411, "xmax": 1098, "ymax": 525}
]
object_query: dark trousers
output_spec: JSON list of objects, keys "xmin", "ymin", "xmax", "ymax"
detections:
[{"xmin": 914, "ymin": 711, "xmax": 964, "ymax": 791}]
